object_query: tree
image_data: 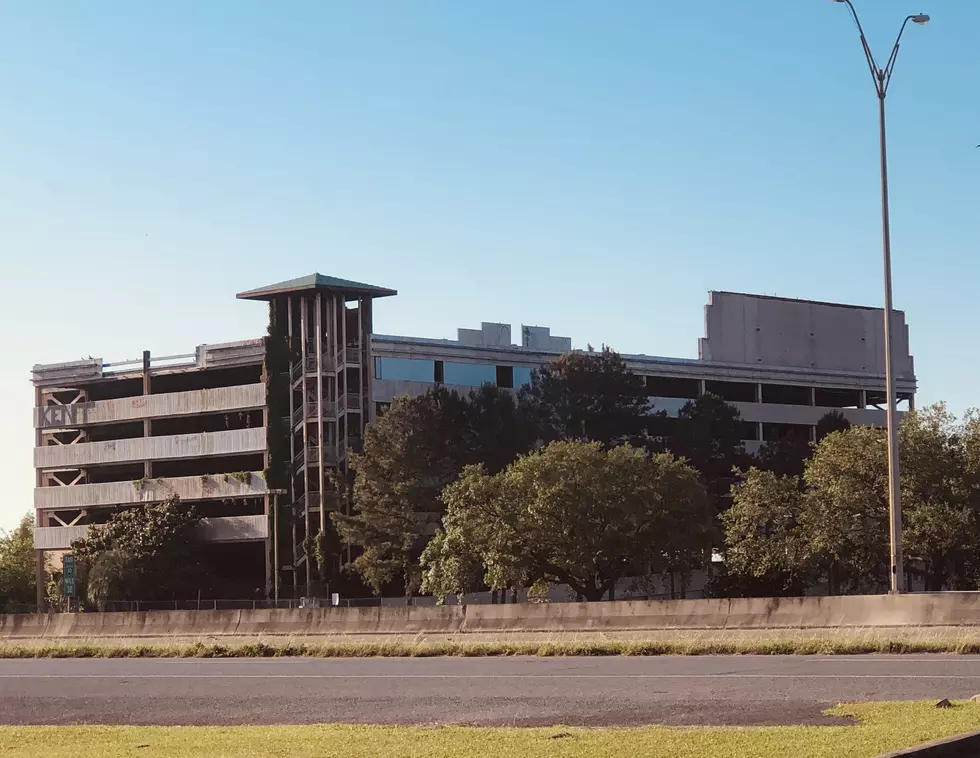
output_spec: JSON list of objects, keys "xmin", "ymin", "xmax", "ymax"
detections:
[
  {"xmin": 802, "ymin": 425, "xmax": 890, "ymax": 593},
  {"xmin": 816, "ymin": 410, "xmax": 851, "ymax": 441},
  {"xmin": 900, "ymin": 403, "xmax": 979, "ymax": 590},
  {"xmin": 424, "ymin": 441, "xmax": 712, "ymax": 602},
  {"xmin": 755, "ymin": 412, "xmax": 853, "ymax": 480},
  {"xmin": 71, "ymin": 495, "xmax": 202, "ymax": 602},
  {"xmin": 464, "ymin": 384, "xmax": 535, "ymax": 474},
  {"xmin": 666, "ymin": 393, "xmax": 747, "ymax": 513},
  {"xmin": 721, "ymin": 468, "xmax": 815, "ymax": 596},
  {"xmin": 86, "ymin": 549, "xmax": 134, "ymax": 612},
  {"xmin": 754, "ymin": 431, "xmax": 812, "ymax": 479},
  {"xmin": 518, "ymin": 348, "xmax": 649, "ymax": 447},
  {"xmin": 334, "ymin": 387, "xmax": 471, "ymax": 595},
  {"xmin": 0, "ymin": 514, "xmax": 36, "ymax": 609}
]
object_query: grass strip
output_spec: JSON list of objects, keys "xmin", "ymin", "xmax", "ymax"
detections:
[
  {"xmin": 7, "ymin": 635, "xmax": 980, "ymax": 658},
  {"xmin": 2, "ymin": 702, "xmax": 980, "ymax": 757}
]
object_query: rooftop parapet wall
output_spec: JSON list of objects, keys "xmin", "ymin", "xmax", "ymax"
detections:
[
  {"xmin": 32, "ymin": 340, "xmax": 265, "ymax": 387},
  {"xmin": 699, "ymin": 291, "xmax": 915, "ymax": 378}
]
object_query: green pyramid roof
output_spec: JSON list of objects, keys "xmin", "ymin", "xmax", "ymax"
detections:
[{"xmin": 236, "ymin": 273, "xmax": 397, "ymax": 301}]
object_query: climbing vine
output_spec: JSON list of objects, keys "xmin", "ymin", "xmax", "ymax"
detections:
[{"xmin": 263, "ymin": 299, "xmax": 293, "ymax": 597}]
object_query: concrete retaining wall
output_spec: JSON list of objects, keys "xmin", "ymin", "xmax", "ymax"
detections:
[{"xmin": 5, "ymin": 593, "xmax": 980, "ymax": 639}]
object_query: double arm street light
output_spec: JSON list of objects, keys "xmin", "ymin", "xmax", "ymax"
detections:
[{"xmin": 830, "ymin": 1, "xmax": 929, "ymax": 594}]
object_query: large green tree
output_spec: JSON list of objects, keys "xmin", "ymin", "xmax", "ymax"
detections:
[
  {"xmin": 800, "ymin": 424, "xmax": 890, "ymax": 593},
  {"xmin": 422, "ymin": 441, "xmax": 712, "ymax": 602},
  {"xmin": 665, "ymin": 393, "xmax": 748, "ymax": 514},
  {"xmin": 0, "ymin": 514, "xmax": 36, "ymax": 609},
  {"xmin": 335, "ymin": 384, "xmax": 532, "ymax": 596},
  {"xmin": 754, "ymin": 412, "xmax": 853, "ymax": 480},
  {"xmin": 900, "ymin": 403, "xmax": 980, "ymax": 590},
  {"xmin": 71, "ymin": 495, "xmax": 202, "ymax": 603},
  {"xmin": 518, "ymin": 348, "xmax": 650, "ymax": 447},
  {"xmin": 720, "ymin": 468, "xmax": 816, "ymax": 596},
  {"xmin": 725, "ymin": 404, "xmax": 980, "ymax": 595}
]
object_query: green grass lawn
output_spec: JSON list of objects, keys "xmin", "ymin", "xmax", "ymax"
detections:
[{"xmin": 1, "ymin": 702, "xmax": 979, "ymax": 758}]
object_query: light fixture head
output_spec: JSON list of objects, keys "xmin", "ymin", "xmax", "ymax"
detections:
[{"xmin": 912, "ymin": 14, "xmax": 930, "ymax": 25}]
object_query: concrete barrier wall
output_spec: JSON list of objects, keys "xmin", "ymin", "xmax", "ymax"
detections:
[{"xmin": 5, "ymin": 593, "xmax": 980, "ymax": 639}]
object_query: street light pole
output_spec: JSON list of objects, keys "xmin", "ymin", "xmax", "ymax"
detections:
[{"xmin": 831, "ymin": 1, "xmax": 929, "ymax": 594}]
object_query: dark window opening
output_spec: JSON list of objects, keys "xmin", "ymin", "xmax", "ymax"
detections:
[
  {"xmin": 647, "ymin": 415, "xmax": 680, "ymax": 438},
  {"xmin": 814, "ymin": 388, "xmax": 863, "ymax": 409},
  {"xmin": 151, "ymin": 410, "xmax": 262, "ymax": 437},
  {"xmin": 496, "ymin": 365, "xmax": 514, "ymax": 389},
  {"xmin": 199, "ymin": 542, "xmax": 266, "ymax": 599},
  {"xmin": 150, "ymin": 365, "xmax": 262, "ymax": 394},
  {"xmin": 867, "ymin": 390, "xmax": 887, "ymax": 407},
  {"xmin": 736, "ymin": 421, "xmax": 761, "ymax": 441},
  {"xmin": 86, "ymin": 421, "xmax": 145, "ymax": 442},
  {"xmin": 152, "ymin": 453, "xmax": 265, "ymax": 479},
  {"xmin": 83, "ymin": 378, "xmax": 144, "ymax": 402},
  {"xmin": 762, "ymin": 422, "xmax": 813, "ymax": 443},
  {"xmin": 762, "ymin": 384, "xmax": 811, "ymax": 406},
  {"xmin": 85, "ymin": 463, "xmax": 146, "ymax": 485},
  {"xmin": 645, "ymin": 376, "xmax": 699, "ymax": 399},
  {"xmin": 195, "ymin": 497, "xmax": 265, "ymax": 518},
  {"xmin": 434, "ymin": 360, "xmax": 444, "ymax": 384},
  {"xmin": 704, "ymin": 380, "xmax": 756, "ymax": 403}
]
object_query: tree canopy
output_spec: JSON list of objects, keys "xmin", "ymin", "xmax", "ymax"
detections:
[
  {"xmin": 335, "ymin": 384, "xmax": 533, "ymax": 595},
  {"xmin": 0, "ymin": 514, "xmax": 35, "ymax": 609},
  {"xmin": 421, "ymin": 440, "xmax": 712, "ymax": 602},
  {"xmin": 664, "ymin": 393, "xmax": 747, "ymax": 513},
  {"xmin": 721, "ymin": 404, "xmax": 980, "ymax": 595},
  {"xmin": 518, "ymin": 348, "xmax": 649, "ymax": 447},
  {"xmin": 71, "ymin": 495, "xmax": 202, "ymax": 603},
  {"xmin": 721, "ymin": 468, "xmax": 815, "ymax": 596}
]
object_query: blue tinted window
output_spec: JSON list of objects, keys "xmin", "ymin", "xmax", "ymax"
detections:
[
  {"xmin": 443, "ymin": 362, "xmax": 497, "ymax": 386},
  {"xmin": 375, "ymin": 357, "xmax": 435, "ymax": 382},
  {"xmin": 513, "ymin": 367, "xmax": 534, "ymax": 387}
]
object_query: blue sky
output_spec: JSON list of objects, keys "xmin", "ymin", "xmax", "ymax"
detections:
[{"xmin": 1, "ymin": 1, "xmax": 978, "ymax": 529}]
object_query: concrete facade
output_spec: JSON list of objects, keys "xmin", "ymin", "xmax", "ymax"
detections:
[
  {"xmin": 372, "ymin": 291, "xmax": 916, "ymax": 452},
  {"xmin": 31, "ymin": 276, "xmax": 917, "ymax": 604}
]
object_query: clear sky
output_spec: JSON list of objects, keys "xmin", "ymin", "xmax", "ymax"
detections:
[{"xmin": 1, "ymin": 1, "xmax": 978, "ymax": 529}]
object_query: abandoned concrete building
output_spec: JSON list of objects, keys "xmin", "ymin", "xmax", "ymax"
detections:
[{"xmin": 31, "ymin": 274, "xmax": 917, "ymax": 603}]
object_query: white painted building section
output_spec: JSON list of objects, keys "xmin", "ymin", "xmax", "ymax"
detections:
[{"xmin": 699, "ymin": 291, "xmax": 914, "ymax": 378}]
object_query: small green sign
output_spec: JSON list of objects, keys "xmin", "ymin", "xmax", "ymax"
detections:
[{"xmin": 62, "ymin": 554, "xmax": 76, "ymax": 597}]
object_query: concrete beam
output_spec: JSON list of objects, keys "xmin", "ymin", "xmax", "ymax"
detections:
[{"xmin": 34, "ymin": 428, "xmax": 266, "ymax": 470}]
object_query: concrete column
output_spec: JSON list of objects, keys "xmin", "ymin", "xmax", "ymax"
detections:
[
  {"xmin": 315, "ymin": 292, "xmax": 326, "ymax": 536},
  {"xmin": 34, "ymin": 385, "xmax": 45, "ymax": 609},
  {"xmin": 299, "ymin": 296, "xmax": 311, "ymax": 589},
  {"xmin": 755, "ymin": 383, "xmax": 762, "ymax": 403},
  {"xmin": 859, "ymin": 390, "xmax": 867, "ymax": 409},
  {"xmin": 698, "ymin": 379, "xmax": 706, "ymax": 396},
  {"xmin": 363, "ymin": 298, "xmax": 374, "ymax": 426},
  {"xmin": 142, "ymin": 350, "xmax": 152, "ymax": 478},
  {"xmin": 809, "ymin": 387, "xmax": 816, "ymax": 407},
  {"xmin": 286, "ymin": 296, "xmax": 298, "ymax": 597}
]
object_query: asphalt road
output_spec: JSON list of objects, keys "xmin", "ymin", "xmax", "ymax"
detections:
[{"xmin": 3, "ymin": 656, "xmax": 980, "ymax": 727}]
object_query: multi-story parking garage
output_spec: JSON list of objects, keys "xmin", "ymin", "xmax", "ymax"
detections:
[{"xmin": 31, "ymin": 274, "xmax": 917, "ymax": 603}]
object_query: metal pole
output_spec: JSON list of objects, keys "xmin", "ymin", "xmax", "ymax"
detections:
[{"xmin": 878, "ymin": 87, "xmax": 904, "ymax": 594}]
